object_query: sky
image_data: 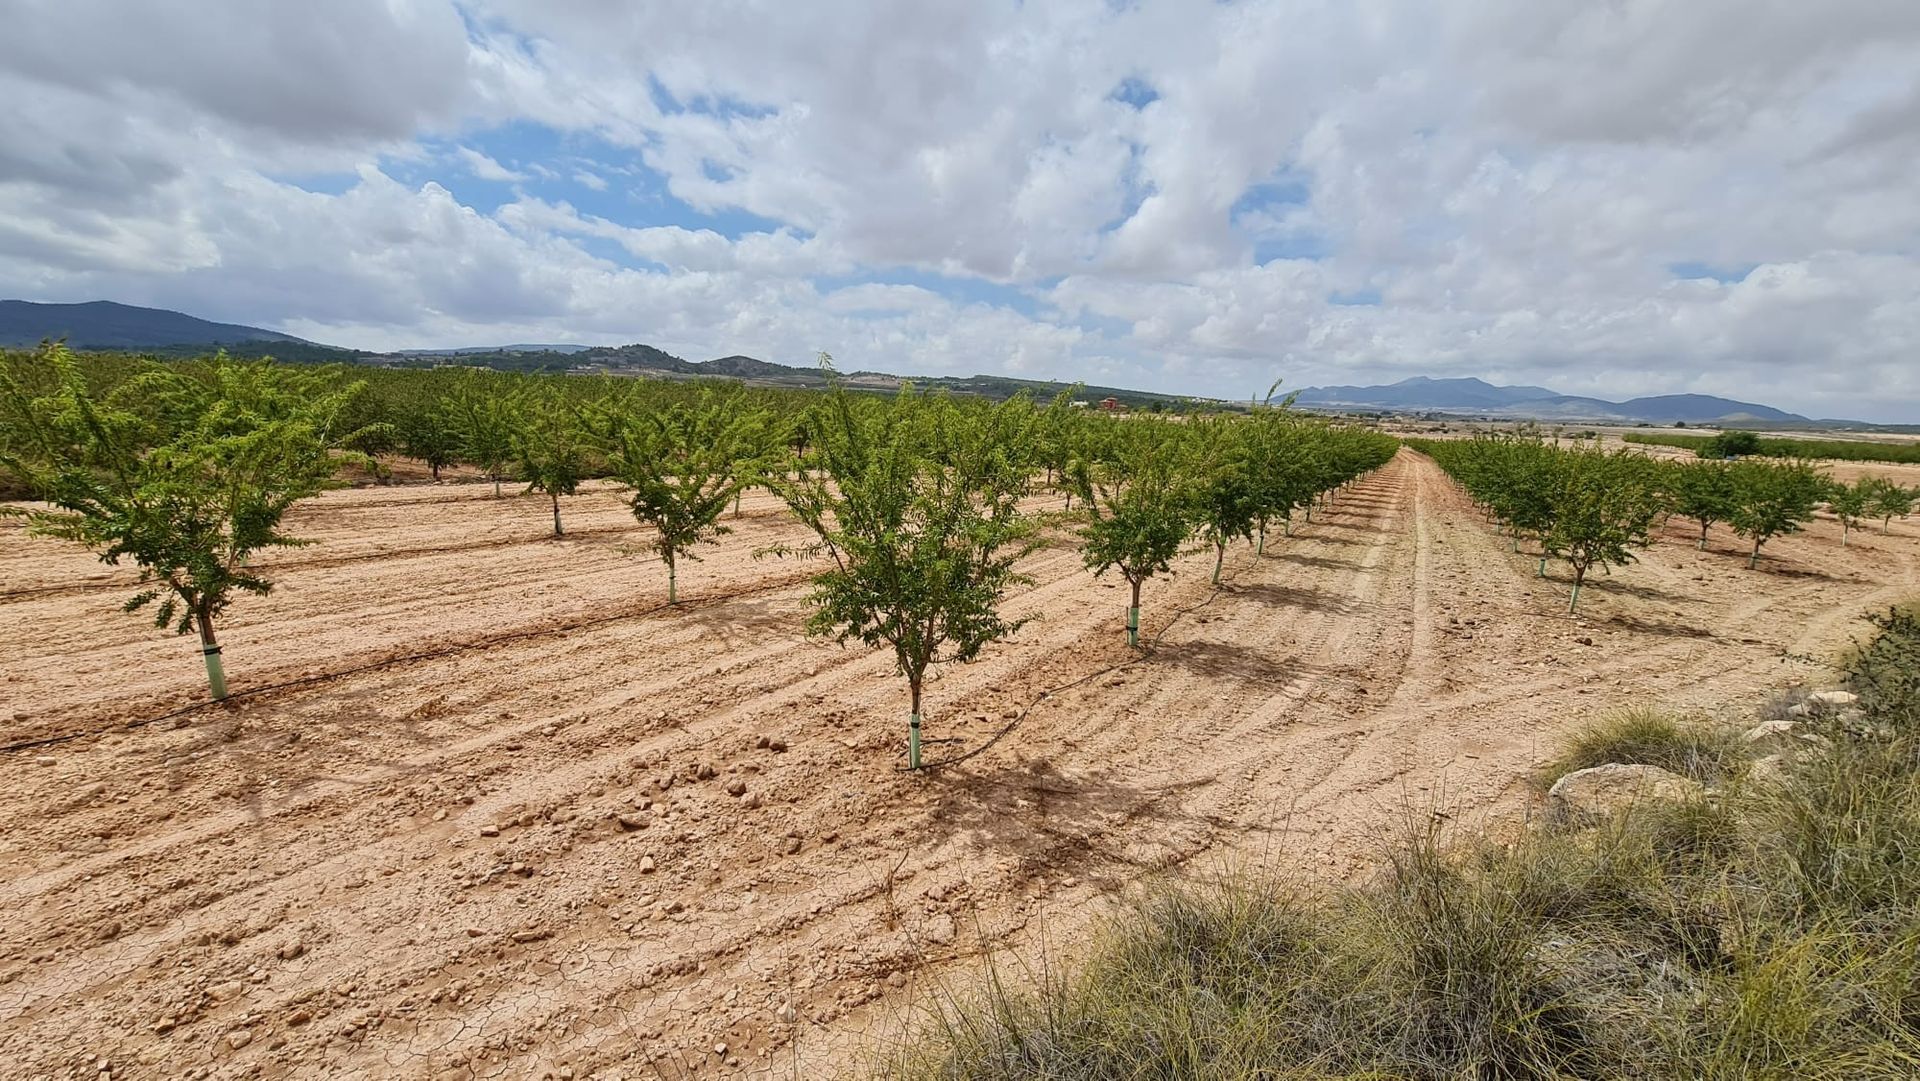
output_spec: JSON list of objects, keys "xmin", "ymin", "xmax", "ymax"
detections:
[{"xmin": 1, "ymin": 2, "xmax": 1918, "ymax": 421}]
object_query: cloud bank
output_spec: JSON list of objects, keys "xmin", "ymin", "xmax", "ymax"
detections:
[{"xmin": 2, "ymin": 0, "xmax": 1917, "ymax": 419}]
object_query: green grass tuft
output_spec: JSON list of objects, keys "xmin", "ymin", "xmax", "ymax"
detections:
[{"xmin": 1541, "ymin": 706, "xmax": 1747, "ymax": 787}]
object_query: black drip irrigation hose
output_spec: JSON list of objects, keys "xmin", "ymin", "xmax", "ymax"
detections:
[{"xmin": 1, "ymin": 567, "xmax": 820, "ymax": 755}]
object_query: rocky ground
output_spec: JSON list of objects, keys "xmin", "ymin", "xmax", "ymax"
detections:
[{"xmin": 1, "ymin": 450, "xmax": 1914, "ymax": 1079}]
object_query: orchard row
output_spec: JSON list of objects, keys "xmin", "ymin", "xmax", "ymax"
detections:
[
  {"xmin": 2, "ymin": 347, "xmax": 1392, "ymax": 768},
  {"xmin": 1407, "ymin": 435, "xmax": 1917, "ymax": 612}
]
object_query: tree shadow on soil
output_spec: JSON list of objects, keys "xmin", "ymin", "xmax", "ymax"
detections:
[
  {"xmin": 1265, "ymin": 551, "xmax": 1367, "ymax": 572},
  {"xmin": 1229, "ymin": 581, "xmax": 1363, "ymax": 618},
  {"xmin": 1557, "ymin": 574, "xmax": 1699, "ymax": 605},
  {"xmin": 1149, "ymin": 637, "xmax": 1317, "ymax": 683},
  {"xmin": 678, "ymin": 595, "xmax": 800, "ymax": 644},
  {"xmin": 1600, "ymin": 613, "xmax": 1717, "ymax": 640},
  {"xmin": 921, "ymin": 758, "xmax": 1213, "ymax": 881}
]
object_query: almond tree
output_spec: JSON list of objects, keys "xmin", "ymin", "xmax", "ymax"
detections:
[
  {"xmin": 446, "ymin": 372, "xmax": 520, "ymax": 496},
  {"xmin": 1545, "ymin": 449, "xmax": 1662, "ymax": 613},
  {"xmin": 1188, "ymin": 414, "xmax": 1258, "ymax": 584},
  {"xmin": 1866, "ymin": 477, "xmax": 1915, "ymax": 534},
  {"xmin": 1729, "ymin": 459, "xmax": 1826, "ymax": 569},
  {"xmin": 1071, "ymin": 422, "xmax": 1193, "ymax": 647},
  {"xmin": 0, "ymin": 347, "xmax": 369, "ymax": 699},
  {"xmin": 603, "ymin": 389, "xmax": 762, "ymax": 604},
  {"xmin": 514, "ymin": 389, "xmax": 590, "ymax": 536},
  {"xmin": 1827, "ymin": 478, "xmax": 1870, "ymax": 546},
  {"xmin": 768, "ymin": 377, "xmax": 1038, "ymax": 769},
  {"xmin": 1669, "ymin": 459, "xmax": 1739, "ymax": 550}
]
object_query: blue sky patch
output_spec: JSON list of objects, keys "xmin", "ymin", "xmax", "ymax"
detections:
[
  {"xmin": 1668, "ymin": 261, "xmax": 1757, "ymax": 284},
  {"xmin": 1110, "ymin": 77, "xmax": 1160, "ymax": 109}
]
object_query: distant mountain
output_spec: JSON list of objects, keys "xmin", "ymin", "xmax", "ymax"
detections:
[
  {"xmin": 1293, "ymin": 376, "xmax": 1806, "ymax": 424},
  {"xmin": 395, "ymin": 344, "xmax": 590, "ymax": 356},
  {"xmin": 0, "ymin": 300, "xmax": 311, "ymax": 349},
  {"xmin": 1295, "ymin": 376, "xmax": 1561, "ymax": 411}
]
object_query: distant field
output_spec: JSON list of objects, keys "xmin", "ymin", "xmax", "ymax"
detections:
[{"xmin": 1624, "ymin": 430, "xmax": 1920, "ymax": 464}]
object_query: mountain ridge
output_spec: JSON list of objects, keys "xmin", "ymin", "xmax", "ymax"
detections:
[
  {"xmin": 4, "ymin": 298, "xmax": 1827, "ymax": 424},
  {"xmin": 1292, "ymin": 376, "xmax": 1806, "ymax": 424},
  {"xmin": 0, "ymin": 300, "xmax": 310, "ymax": 349}
]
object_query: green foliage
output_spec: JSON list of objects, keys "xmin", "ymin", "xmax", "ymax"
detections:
[
  {"xmin": 1670, "ymin": 459, "xmax": 1739, "ymax": 549},
  {"xmin": 602, "ymin": 388, "xmax": 766, "ymax": 603},
  {"xmin": 1186, "ymin": 415, "xmax": 1259, "ymax": 584},
  {"xmin": 0, "ymin": 345, "xmax": 368, "ymax": 698},
  {"xmin": 514, "ymin": 389, "xmax": 592, "ymax": 536},
  {"xmin": 1543, "ymin": 448, "xmax": 1665, "ymax": 611},
  {"xmin": 1624, "ymin": 430, "xmax": 1920, "ymax": 466},
  {"xmin": 768, "ymin": 382, "xmax": 1038, "ymax": 768},
  {"xmin": 392, "ymin": 386, "xmax": 460, "ymax": 480},
  {"xmin": 444, "ymin": 370, "xmax": 522, "ymax": 496},
  {"xmin": 1411, "ymin": 434, "xmax": 1660, "ymax": 607},
  {"xmin": 1826, "ymin": 478, "xmax": 1871, "ymax": 545},
  {"xmin": 1071, "ymin": 420, "xmax": 1194, "ymax": 647},
  {"xmin": 1728, "ymin": 459, "xmax": 1827, "ymax": 569},
  {"xmin": 1864, "ymin": 477, "xmax": 1915, "ymax": 534},
  {"xmin": 1701, "ymin": 429, "xmax": 1764, "ymax": 459}
]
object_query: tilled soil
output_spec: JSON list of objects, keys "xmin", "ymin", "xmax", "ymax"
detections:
[{"xmin": 1, "ymin": 450, "xmax": 1914, "ymax": 1080}]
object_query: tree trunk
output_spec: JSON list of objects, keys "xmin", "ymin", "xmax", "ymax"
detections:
[
  {"xmin": 551, "ymin": 491, "xmax": 563, "ymax": 536},
  {"xmin": 735, "ymin": 490, "xmax": 743, "ymax": 518},
  {"xmin": 1749, "ymin": 537, "xmax": 1763, "ymax": 569},
  {"xmin": 1212, "ymin": 540, "xmax": 1225, "ymax": 585},
  {"xmin": 1537, "ymin": 555, "xmax": 1547, "ymax": 577},
  {"xmin": 197, "ymin": 608, "xmax": 229, "ymax": 701},
  {"xmin": 667, "ymin": 555, "xmax": 678, "ymax": 605},
  {"xmin": 1256, "ymin": 523, "xmax": 1265, "ymax": 556},
  {"xmin": 431, "ymin": 462, "xmax": 441, "ymax": 481},
  {"xmin": 1698, "ymin": 521, "xmax": 1709, "ymax": 550},
  {"xmin": 1569, "ymin": 565, "xmax": 1586, "ymax": 614},
  {"xmin": 493, "ymin": 474, "xmax": 502, "ymax": 498},
  {"xmin": 908, "ymin": 677, "xmax": 924, "ymax": 770},
  {"xmin": 1128, "ymin": 578, "xmax": 1143, "ymax": 648}
]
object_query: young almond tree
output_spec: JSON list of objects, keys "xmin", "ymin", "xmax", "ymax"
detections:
[
  {"xmin": 1866, "ymin": 477, "xmax": 1915, "ymax": 534},
  {"xmin": 445, "ymin": 372, "xmax": 520, "ymax": 496},
  {"xmin": 393, "ymin": 385, "xmax": 460, "ymax": 481},
  {"xmin": 768, "ymin": 379, "xmax": 1038, "ymax": 769},
  {"xmin": 0, "ymin": 347, "xmax": 369, "ymax": 700},
  {"xmin": 603, "ymin": 389, "xmax": 761, "ymax": 604},
  {"xmin": 1729, "ymin": 459, "xmax": 1826, "ymax": 569},
  {"xmin": 1669, "ymin": 459, "xmax": 1739, "ymax": 550},
  {"xmin": 514, "ymin": 390, "xmax": 590, "ymax": 536},
  {"xmin": 1545, "ymin": 449, "xmax": 1663, "ymax": 613},
  {"xmin": 1827, "ymin": 478, "xmax": 1870, "ymax": 546},
  {"xmin": 1188, "ymin": 414, "xmax": 1258, "ymax": 584},
  {"xmin": 1071, "ymin": 422, "xmax": 1193, "ymax": 648}
]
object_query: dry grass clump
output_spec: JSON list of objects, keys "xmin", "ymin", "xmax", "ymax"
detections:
[
  {"xmin": 1540, "ymin": 706, "xmax": 1746, "ymax": 787},
  {"xmin": 879, "ymin": 608, "xmax": 1920, "ymax": 1081}
]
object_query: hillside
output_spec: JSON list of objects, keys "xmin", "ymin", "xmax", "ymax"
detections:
[
  {"xmin": 0, "ymin": 300, "xmax": 311, "ymax": 349},
  {"xmin": 1293, "ymin": 375, "xmax": 1806, "ymax": 424}
]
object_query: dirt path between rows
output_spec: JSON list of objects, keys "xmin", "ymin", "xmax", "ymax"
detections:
[{"xmin": 1, "ymin": 450, "xmax": 1913, "ymax": 1080}]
